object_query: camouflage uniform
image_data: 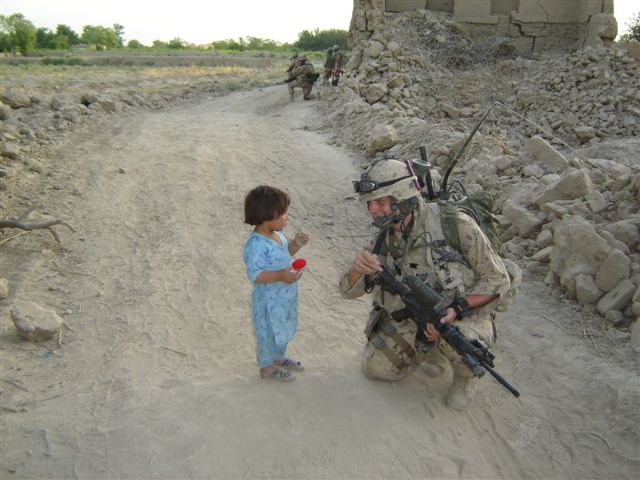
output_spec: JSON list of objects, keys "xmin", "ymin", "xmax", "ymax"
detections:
[
  {"xmin": 338, "ymin": 197, "xmax": 510, "ymax": 382},
  {"xmin": 286, "ymin": 55, "xmax": 300, "ymax": 81},
  {"xmin": 323, "ymin": 49, "xmax": 336, "ymax": 84},
  {"xmin": 288, "ymin": 59, "xmax": 316, "ymax": 101}
]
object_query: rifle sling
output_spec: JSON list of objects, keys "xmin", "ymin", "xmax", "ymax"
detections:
[
  {"xmin": 379, "ymin": 316, "xmax": 415, "ymax": 358},
  {"xmin": 370, "ymin": 335, "xmax": 406, "ymax": 371}
]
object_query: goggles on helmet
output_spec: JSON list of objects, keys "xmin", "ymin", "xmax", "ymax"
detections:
[{"xmin": 352, "ymin": 175, "xmax": 412, "ymax": 194}]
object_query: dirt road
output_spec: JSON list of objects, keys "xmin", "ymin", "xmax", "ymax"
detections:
[{"xmin": 1, "ymin": 85, "xmax": 638, "ymax": 479}]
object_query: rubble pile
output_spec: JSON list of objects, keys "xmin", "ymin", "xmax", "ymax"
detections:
[{"xmin": 319, "ymin": 10, "xmax": 640, "ymax": 326}]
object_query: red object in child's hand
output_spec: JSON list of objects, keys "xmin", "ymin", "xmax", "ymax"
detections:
[{"xmin": 292, "ymin": 258, "xmax": 307, "ymax": 270}]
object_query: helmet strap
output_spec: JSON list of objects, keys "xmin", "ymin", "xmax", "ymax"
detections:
[{"xmin": 371, "ymin": 197, "xmax": 417, "ymax": 230}]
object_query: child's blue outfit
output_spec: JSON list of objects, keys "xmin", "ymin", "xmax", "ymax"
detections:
[{"xmin": 243, "ymin": 231, "xmax": 298, "ymax": 368}]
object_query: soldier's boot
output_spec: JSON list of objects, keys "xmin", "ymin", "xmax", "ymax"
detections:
[
  {"xmin": 289, "ymin": 91, "xmax": 295, "ymax": 102},
  {"xmin": 420, "ymin": 351, "xmax": 447, "ymax": 378},
  {"xmin": 445, "ymin": 373, "xmax": 478, "ymax": 410}
]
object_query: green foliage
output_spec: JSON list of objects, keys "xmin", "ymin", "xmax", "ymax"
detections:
[
  {"xmin": 41, "ymin": 56, "xmax": 86, "ymax": 66},
  {"xmin": 53, "ymin": 34, "xmax": 70, "ymax": 50},
  {"xmin": 166, "ymin": 37, "xmax": 186, "ymax": 49},
  {"xmin": 56, "ymin": 24, "xmax": 80, "ymax": 45},
  {"xmin": 36, "ymin": 27, "xmax": 55, "ymax": 49},
  {"xmin": 113, "ymin": 23, "xmax": 125, "ymax": 47},
  {"xmin": 209, "ymin": 36, "xmax": 290, "ymax": 52},
  {"xmin": 294, "ymin": 28, "xmax": 347, "ymax": 51},
  {"xmin": 620, "ymin": 11, "xmax": 640, "ymax": 42},
  {"xmin": 0, "ymin": 13, "xmax": 37, "ymax": 55},
  {"xmin": 81, "ymin": 25, "xmax": 120, "ymax": 49},
  {"xmin": 127, "ymin": 39, "xmax": 144, "ymax": 49},
  {"xmin": 36, "ymin": 25, "xmax": 76, "ymax": 50}
]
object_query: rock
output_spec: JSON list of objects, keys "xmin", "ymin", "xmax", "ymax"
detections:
[
  {"xmin": 10, "ymin": 301, "xmax": 63, "ymax": 342},
  {"xmin": 598, "ymin": 230, "xmax": 630, "ymax": 255},
  {"xmin": 575, "ymin": 274, "xmax": 603, "ymax": 304},
  {"xmin": 502, "ymin": 200, "xmax": 542, "ymax": 238},
  {"xmin": 549, "ymin": 216, "xmax": 611, "ymax": 295},
  {"xmin": 365, "ymin": 124, "xmax": 399, "ymax": 154},
  {"xmin": 525, "ymin": 135, "xmax": 569, "ymax": 173},
  {"xmin": 0, "ymin": 278, "xmax": 9, "ymax": 299},
  {"xmin": 536, "ymin": 229, "xmax": 553, "ymax": 248},
  {"xmin": 535, "ymin": 169, "xmax": 594, "ymax": 208},
  {"xmin": 595, "ymin": 249, "xmax": 631, "ymax": 292},
  {"xmin": 573, "ymin": 126, "xmax": 597, "ymax": 143},
  {"xmin": 603, "ymin": 220, "xmax": 639, "ymax": 250},
  {"xmin": 0, "ymin": 90, "xmax": 32, "ymax": 108},
  {"xmin": 1, "ymin": 142, "xmax": 20, "ymax": 160},
  {"xmin": 630, "ymin": 320, "xmax": 640, "ymax": 353},
  {"xmin": 364, "ymin": 40, "xmax": 385, "ymax": 59},
  {"xmin": 584, "ymin": 191, "xmax": 607, "ymax": 214},
  {"xmin": 363, "ymin": 83, "xmax": 388, "ymax": 104},
  {"xmin": 441, "ymin": 102, "xmax": 461, "ymax": 118},
  {"xmin": 531, "ymin": 245, "xmax": 553, "ymax": 263},
  {"xmin": 0, "ymin": 104, "xmax": 12, "ymax": 120},
  {"xmin": 628, "ymin": 41, "xmax": 640, "ymax": 61},
  {"xmin": 597, "ymin": 280, "xmax": 636, "ymax": 316}
]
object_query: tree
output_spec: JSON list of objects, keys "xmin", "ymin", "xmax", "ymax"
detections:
[
  {"xmin": 113, "ymin": 23, "xmax": 125, "ymax": 47},
  {"xmin": 0, "ymin": 13, "xmax": 37, "ymax": 55},
  {"xmin": 620, "ymin": 11, "xmax": 640, "ymax": 42},
  {"xmin": 36, "ymin": 27, "xmax": 55, "ymax": 49},
  {"xmin": 127, "ymin": 39, "xmax": 144, "ymax": 49},
  {"xmin": 56, "ymin": 24, "xmax": 80, "ymax": 45},
  {"xmin": 81, "ymin": 25, "xmax": 119, "ymax": 49},
  {"xmin": 294, "ymin": 28, "xmax": 347, "ymax": 51},
  {"xmin": 166, "ymin": 37, "xmax": 185, "ymax": 49}
]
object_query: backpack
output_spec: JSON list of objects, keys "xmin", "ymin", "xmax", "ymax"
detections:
[
  {"xmin": 438, "ymin": 190, "xmax": 504, "ymax": 256},
  {"xmin": 436, "ymin": 191, "xmax": 522, "ymax": 313}
]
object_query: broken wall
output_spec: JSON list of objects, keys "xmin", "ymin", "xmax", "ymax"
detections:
[{"xmin": 356, "ymin": 0, "xmax": 618, "ymax": 53}]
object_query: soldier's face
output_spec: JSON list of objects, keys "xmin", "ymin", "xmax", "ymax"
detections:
[{"xmin": 367, "ymin": 197, "xmax": 392, "ymax": 218}]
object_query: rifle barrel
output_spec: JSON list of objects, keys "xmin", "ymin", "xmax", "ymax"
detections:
[{"xmin": 483, "ymin": 362, "xmax": 520, "ymax": 397}]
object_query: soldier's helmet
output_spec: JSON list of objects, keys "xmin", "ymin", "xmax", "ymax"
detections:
[
  {"xmin": 353, "ymin": 159, "xmax": 419, "ymax": 203},
  {"xmin": 332, "ymin": 44, "xmax": 340, "ymax": 51},
  {"xmin": 298, "ymin": 55, "xmax": 307, "ymax": 63}
]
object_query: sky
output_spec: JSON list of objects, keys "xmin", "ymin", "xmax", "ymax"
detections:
[
  {"xmin": 1, "ymin": 0, "xmax": 637, "ymax": 45},
  {"xmin": 0, "ymin": 0, "xmax": 353, "ymax": 45}
]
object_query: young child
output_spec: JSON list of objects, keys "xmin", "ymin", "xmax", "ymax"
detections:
[{"xmin": 243, "ymin": 185, "xmax": 309, "ymax": 382}]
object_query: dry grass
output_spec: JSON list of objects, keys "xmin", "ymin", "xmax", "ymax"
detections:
[{"xmin": 0, "ymin": 62, "xmax": 286, "ymax": 97}]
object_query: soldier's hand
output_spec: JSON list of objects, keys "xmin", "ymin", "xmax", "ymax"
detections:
[
  {"xmin": 425, "ymin": 323, "xmax": 441, "ymax": 341},
  {"xmin": 352, "ymin": 250, "xmax": 382, "ymax": 277}
]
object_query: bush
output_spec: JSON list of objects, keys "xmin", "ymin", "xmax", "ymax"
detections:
[
  {"xmin": 127, "ymin": 39, "xmax": 144, "ymax": 49},
  {"xmin": 620, "ymin": 11, "xmax": 640, "ymax": 42},
  {"xmin": 294, "ymin": 28, "xmax": 347, "ymax": 51},
  {"xmin": 42, "ymin": 56, "xmax": 86, "ymax": 66}
]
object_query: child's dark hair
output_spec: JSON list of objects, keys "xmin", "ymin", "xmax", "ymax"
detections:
[{"xmin": 244, "ymin": 185, "xmax": 290, "ymax": 226}]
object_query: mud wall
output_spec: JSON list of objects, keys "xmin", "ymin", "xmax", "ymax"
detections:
[{"xmin": 352, "ymin": 0, "xmax": 618, "ymax": 53}]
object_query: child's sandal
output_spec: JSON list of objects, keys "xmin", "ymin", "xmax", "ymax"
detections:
[
  {"xmin": 276, "ymin": 358, "xmax": 305, "ymax": 372},
  {"xmin": 260, "ymin": 366, "xmax": 295, "ymax": 382}
]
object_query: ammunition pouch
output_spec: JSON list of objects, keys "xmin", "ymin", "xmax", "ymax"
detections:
[{"xmin": 365, "ymin": 305, "xmax": 417, "ymax": 371}]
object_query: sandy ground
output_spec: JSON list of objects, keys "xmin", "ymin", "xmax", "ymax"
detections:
[{"xmin": 1, "ymin": 85, "xmax": 639, "ymax": 479}]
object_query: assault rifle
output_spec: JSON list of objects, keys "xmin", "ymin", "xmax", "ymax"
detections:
[
  {"xmin": 368, "ymin": 265, "xmax": 520, "ymax": 398},
  {"xmin": 283, "ymin": 72, "xmax": 320, "ymax": 84}
]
